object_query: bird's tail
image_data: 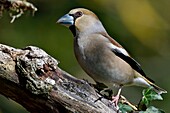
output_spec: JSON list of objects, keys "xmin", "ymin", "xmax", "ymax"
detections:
[
  {"xmin": 142, "ymin": 76, "xmax": 167, "ymax": 94},
  {"xmin": 134, "ymin": 72, "xmax": 167, "ymax": 94},
  {"xmin": 149, "ymin": 82, "xmax": 167, "ymax": 94}
]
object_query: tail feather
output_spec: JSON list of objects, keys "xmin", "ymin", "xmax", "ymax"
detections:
[
  {"xmin": 150, "ymin": 82, "xmax": 167, "ymax": 94},
  {"xmin": 134, "ymin": 72, "xmax": 167, "ymax": 94},
  {"xmin": 143, "ymin": 76, "xmax": 167, "ymax": 94}
]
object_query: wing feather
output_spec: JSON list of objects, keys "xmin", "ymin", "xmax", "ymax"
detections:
[{"xmin": 110, "ymin": 45, "xmax": 154, "ymax": 83}]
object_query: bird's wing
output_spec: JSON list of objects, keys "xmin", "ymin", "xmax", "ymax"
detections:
[
  {"xmin": 111, "ymin": 47, "xmax": 154, "ymax": 82},
  {"xmin": 101, "ymin": 33, "xmax": 154, "ymax": 82},
  {"xmin": 111, "ymin": 47, "xmax": 145, "ymax": 76}
]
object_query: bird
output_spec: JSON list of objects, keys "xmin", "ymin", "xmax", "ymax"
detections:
[{"xmin": 57, "ymin": 8, "xmax": 167, "ymax": 107}]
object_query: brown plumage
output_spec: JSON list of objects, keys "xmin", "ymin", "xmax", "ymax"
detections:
[{"xmin": 57, "ymin": 8, "xmax": 167, "ymax": 107}]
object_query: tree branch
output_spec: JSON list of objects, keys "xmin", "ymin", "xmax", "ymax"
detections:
[
  {"xmin": 0, "ymin": 0, "xmax": 37, "ymax": 23},
  {"xmin": 0, "ymin": 44, "xmax": 116, "ymax": 113}
]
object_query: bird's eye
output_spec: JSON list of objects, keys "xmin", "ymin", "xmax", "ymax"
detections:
[{"xmin": 74, "ymin": 11, "xmax": 83, "ymax": 18}]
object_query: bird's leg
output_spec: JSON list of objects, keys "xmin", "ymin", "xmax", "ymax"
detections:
[{"xmin": 112, "ymin": 88, "xmax": 122, "ymax": 108}]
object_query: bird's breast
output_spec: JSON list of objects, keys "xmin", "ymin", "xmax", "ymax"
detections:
[{"xmin": 74, "ymin": 35, "xmax": 134, "ymax": 87}]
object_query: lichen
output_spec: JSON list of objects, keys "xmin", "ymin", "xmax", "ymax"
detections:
[{"xmin": 16, "ymin": 56, "xmax": 53, "ymax": 95}]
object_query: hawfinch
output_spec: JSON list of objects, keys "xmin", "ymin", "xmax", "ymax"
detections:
[{"xmin": 57, "ymin": 8, "xmax": 167, "ymax": 107}]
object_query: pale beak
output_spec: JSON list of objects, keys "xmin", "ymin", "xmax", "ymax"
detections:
[{"xmin": 57, "ymin": 14, "xmax": 74, "ymax": 27}]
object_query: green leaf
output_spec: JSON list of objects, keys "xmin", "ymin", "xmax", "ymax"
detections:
[
  {"xmin": 141, "ymin": 87, "xmax": 163, "ymax": 106},
  {"xmin": 118, "ymin": 103, "xmax": 133, "ymax": 113},
  {"xmin": 139, "ymin": 106, "xmax": 165, "ymax": 113}
]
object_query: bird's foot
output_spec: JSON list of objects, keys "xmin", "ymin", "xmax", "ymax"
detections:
[{"xmin": 111, "ymin": 95, "xmax": 120, "ymax": 110}]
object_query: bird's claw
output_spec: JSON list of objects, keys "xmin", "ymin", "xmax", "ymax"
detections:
[{"xmin": 111, "ymin": 95, "xmax": 120, "ymax": 110}]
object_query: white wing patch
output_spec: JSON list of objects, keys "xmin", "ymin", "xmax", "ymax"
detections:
[{"xmin": 108, "ymin": 43, "xmax": 129, "ymax": 56}]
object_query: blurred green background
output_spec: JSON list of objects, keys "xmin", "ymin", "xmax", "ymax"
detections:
[{"xmin": 0, "ymin": 0, "xmax": 169, "ymax": 112}]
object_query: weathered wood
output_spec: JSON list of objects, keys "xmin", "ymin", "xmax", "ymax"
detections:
[{"xmin": 0, "ymin": 44, "xmax": 116, "ymax": 113}]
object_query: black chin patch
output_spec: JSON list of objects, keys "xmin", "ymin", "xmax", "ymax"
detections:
[{"xmin": 69, "ymin": 25, "xmax": 76, "ymax": 37}]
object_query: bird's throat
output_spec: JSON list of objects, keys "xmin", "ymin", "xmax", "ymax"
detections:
[{"xmin": 69, "ymin": 25, "xmax": 76, "ymax": 37}]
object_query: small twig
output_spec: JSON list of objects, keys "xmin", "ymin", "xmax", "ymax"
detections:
[{"xmin": 120, "ymin": 95, "xmax": 138, "ymax": 111}]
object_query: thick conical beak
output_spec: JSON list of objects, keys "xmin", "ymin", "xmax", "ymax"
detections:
[{"xmin": 57, "ymin": 14, "xmax": 74, "ymax": 27}]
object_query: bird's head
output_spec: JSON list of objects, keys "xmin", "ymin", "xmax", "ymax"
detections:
[{"xmin": 57, "ymin": 8, "xmax": 105, "ymax": 36}]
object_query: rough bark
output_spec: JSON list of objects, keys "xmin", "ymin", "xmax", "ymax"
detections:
[{"xmin": 0, "ymin": 44, "xmax": 116, "ymax": 113}]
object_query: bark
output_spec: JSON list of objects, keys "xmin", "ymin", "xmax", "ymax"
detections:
[{"xmin": 0, "ymin": 44, "xmax": 116, "ymax": 113}]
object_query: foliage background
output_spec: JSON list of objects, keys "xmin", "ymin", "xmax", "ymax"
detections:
[{"xmin": 0, "ymin": 0, "xmax": 169, "ymax": 112}]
